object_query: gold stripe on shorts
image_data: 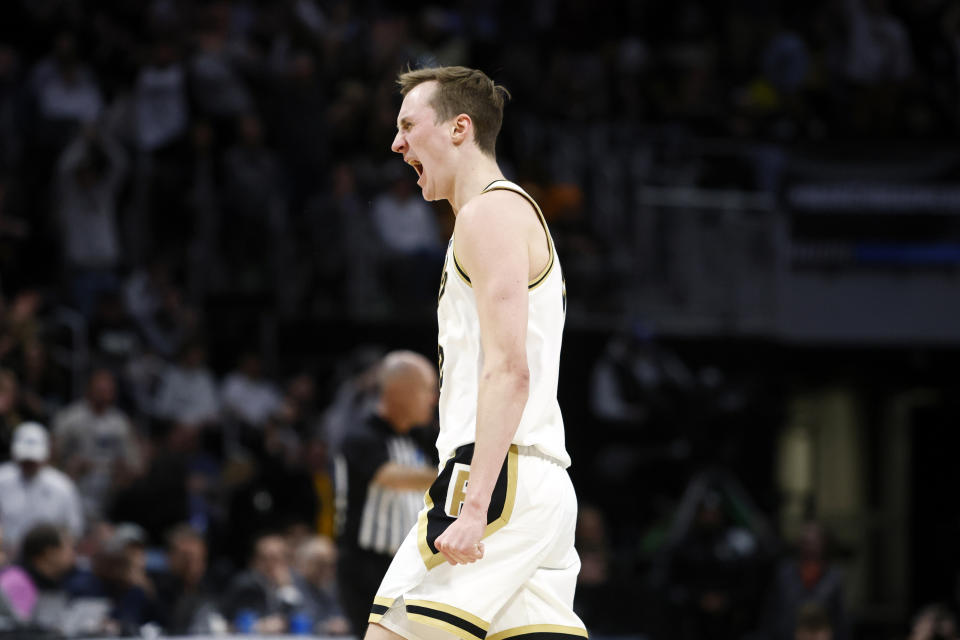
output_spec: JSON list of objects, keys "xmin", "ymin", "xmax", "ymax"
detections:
[{"xmin": 487, "ymin": 624, "xmax": 590, "ymax": 640}]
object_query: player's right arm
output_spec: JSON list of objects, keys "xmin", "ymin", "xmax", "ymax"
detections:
[{"xmin": 433, "ymin": 191, "xmax": 534, "ymax": 564}]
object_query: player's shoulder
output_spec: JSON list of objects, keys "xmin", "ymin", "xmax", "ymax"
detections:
[{"xmin": 456, "ymin": 187, "xmax": 538, "ymax": 237}]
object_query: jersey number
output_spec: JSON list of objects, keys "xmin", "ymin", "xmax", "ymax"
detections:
[{"xmin": 437, "ymin": 344, "xmax": 445, "ymax": 391}]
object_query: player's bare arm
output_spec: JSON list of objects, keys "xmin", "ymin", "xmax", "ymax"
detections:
[{"xmin": 433, "ymin": 189, "xmax": 548, "ymax": 565}]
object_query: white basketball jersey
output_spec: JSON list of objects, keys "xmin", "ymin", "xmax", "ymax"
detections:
[{"xmin": 435, "ymin": 180, "xmax": 571, "ymax": 467}]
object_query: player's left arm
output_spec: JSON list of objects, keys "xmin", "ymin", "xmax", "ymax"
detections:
[{"xmin": 434, "ymin": 191, "xmax": 532, "ymax": 565}]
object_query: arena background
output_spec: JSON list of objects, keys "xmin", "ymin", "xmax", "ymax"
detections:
[{"xmin": 0, "ymin": 0, "xmax": 958, "ymax": 639}]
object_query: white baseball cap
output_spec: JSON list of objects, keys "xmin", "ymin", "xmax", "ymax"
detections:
[{"xmin": 11, "ymin": 422, "xmax": 50, "ymax": 462}]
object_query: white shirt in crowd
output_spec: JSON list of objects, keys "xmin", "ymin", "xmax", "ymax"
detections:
[
  {"xmin": 53, "ymin": 401, "xmax": 140, "ymax": 471},
  {"xmin": 134, "ymin": 64, "xmax": 189, "ymax": 151},
  {"xmin": 220, "ymin": 373, "xmax": 283, "ymax": 427},
  {"xmin": 370, "ymin": 191, "xmax": 441, "ymax": 254},
  {"xmin": 153, "ymin": 364, "xmax": 221, "ymax": 425},
  {"xmin": 31, "ymin": 60, "xmax": 104, "ymax": 124},
  {"xmin": 52, "ymin": 400, "xmax": 141, "ymax": 521},
  {"xmin": 55, "ymin": 134, "xmax": 128, "ymax": 270},
  {"xmin": 0, "ymin": 462, "xmax": 84, "ymax": 555}
]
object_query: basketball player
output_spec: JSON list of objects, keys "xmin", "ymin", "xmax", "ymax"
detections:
[{"xmin": 365, "ymin": 66, "xmax": 587, "ymax": 640}]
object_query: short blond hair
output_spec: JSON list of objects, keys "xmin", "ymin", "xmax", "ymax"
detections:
[{"xmin": 397, "ymin": 66, "xmax": 510, "ymax": 157}]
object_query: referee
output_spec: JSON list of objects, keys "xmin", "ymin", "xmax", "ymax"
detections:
[{"xmin": 334, "ymin": 351, "xmax": 438, "ymax": 636}]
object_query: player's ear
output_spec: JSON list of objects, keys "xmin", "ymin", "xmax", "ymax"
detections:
[{"xmin": 450, "ymin": 114, "xmax": 471, "ymax": 146}]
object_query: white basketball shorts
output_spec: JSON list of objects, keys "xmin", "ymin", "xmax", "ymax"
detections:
[{"xmin": 369, "ymin": 444, "xmax": 588, "ymax": 640}]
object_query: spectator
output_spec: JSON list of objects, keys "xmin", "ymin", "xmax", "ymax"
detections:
[
  {"xmin": 0, "ymin": 523, "xmax": 75, "ymax": 631},
  {"xmin": 0, "ymin": 422, "xmax": 83, "ymax": 556},
  {"xmin": 761, "ymin": 522, "xmax": 849, "ymax": 640},
  {"xmin": 152, "ymin": 340, "xmax": 220, "ymax": 428},
  {"xmin": 153, "ymin": 524, "xmax": 220, "ymax": 635},
  {"xmin": 334, "ymin": 350, "xmax": 438, "ymax": 636},
  {"xmin": 292, "ymin": 536, "xmax": 350, "ymax": 636},
  {"xmin": 220, "ymin": 425, "xmax": 318, "ymax": 566},
  {"xmin": 220, "ymin": 532, "xmax": 302, "ymax": 634},
  {"xmin": 262, "ymin": 51, "xmax": 328, "ymax": 212},
  {"xmin": 29, "ymin": 32, "xmax": 103, "ymax": 126},
  {"xmin": 220, "ymin": 352, "xmax": 283, "ymax": 431},
  {"xmin": 319, "ymin": 346, "xmax": 383, "ymax": 454},
  {"xmin": 88, "ymin": 290, "xmax": 143, "ymax": 377},
  {"xmin": 54, "ymin": 125, "xmax": 128, "ymax": 318},
  {"xmin": 188, "ymin": 14, "xmax": 253, "ymax": 124},
  {"xmin": 369, "ymin": 168, "xmax": 445, "ymax": 305},
  {"xmin": 298, "ymin": 163, "xmax": 378, "ymax": 314},
  {"xmin": 0, "ymin": 289, "xmax": 42, "ymax": 364},
  {"xmin": 274, "ymin": 372, "xmax": 320, "ymax": 439},
  {"xmin": 219, "ymin": 114, "xmax": 287, "ymax": 295},
  {"xmin": 108, "ymin": 523, "xmax": 156, "ymax": 599},
  {"xmin": 108, "ymin": 422, "xmax": 210, "ymax": 547},
  {"xmin": 123, "ymin": 257, "xmax": 197, "ymax": 359},
  {"xmin": 13, "ymin": 341, "xmax": 69, "ymax": 425},
  {"xmin": 122, "ymin": 347, "xmax": 168, "ymax": 425},
  {"xmin": 65, "ymin": 523, "xmax": 162, "ymax": 636},
  {"xmin": 52, "ymin": 368, "xmax": 142, "ymax": 522},
  {"xmin": 221, "ymin": 113, "xmax": 284, "ymax": 221},
  {"xmin": 133, "ymin": 40, "xmax": 189, "ymax": 153},
  {"xmin": 665, "ymin": 490, "xmax": 765, "ymax": 640}
]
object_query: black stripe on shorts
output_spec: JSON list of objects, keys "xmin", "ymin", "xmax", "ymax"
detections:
[{"xmin": 406, "ymin": 604, "xmax": 486, "ymax": 640}]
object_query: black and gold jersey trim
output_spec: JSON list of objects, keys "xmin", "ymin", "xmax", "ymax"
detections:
[
  {"xmin": 417, "ymin": 444, "xmax": 519, "ymax": 570},
  {"xmin": 368, "ymin": 596, "xmax": 395, "ymax": 624},
  {"xmin": 453, "ymin": 250, "xmax": 472, "ymax": 285},
  {"xmin": 405, "ymin": 600, "xmax": 490, "ymax": 640},
  {"xmin": 451, "ymin": 181, "xmax": 556, "ymax": 290},
  {"xmin": 487, "ymin": 624, "xmax": 590, "ymax": 640},
  {"xmin": 527, "ymin": 239, "xmax": 554, "ymax": 290}
]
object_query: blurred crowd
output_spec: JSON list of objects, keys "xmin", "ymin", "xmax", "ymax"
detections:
[
  {"xmin": 0, "ymin": 0, "xmax": 957, "ymax": 638},
  {"xmin": 1, "ymin": 0, "xmax": 959, "ymax": 317}
]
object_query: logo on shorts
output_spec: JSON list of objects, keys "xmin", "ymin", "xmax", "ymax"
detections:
[{"xmin": 444, "ymin": 463, "xmax": 470, "ymax": 517}]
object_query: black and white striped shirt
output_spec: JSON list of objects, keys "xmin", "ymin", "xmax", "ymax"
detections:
[{"xmin": 335, "ymin": 414, "xmax": 429, "ymax": 555}]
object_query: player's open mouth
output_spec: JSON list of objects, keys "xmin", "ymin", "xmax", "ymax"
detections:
[{"xmin": 409, "ymin": 160, "xmax": 423, "ymax": 178}]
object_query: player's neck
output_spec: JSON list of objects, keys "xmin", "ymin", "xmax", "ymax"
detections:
[{"xmin": 449, "ymin": 152, "xmax": 503, "ymax": 215}]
